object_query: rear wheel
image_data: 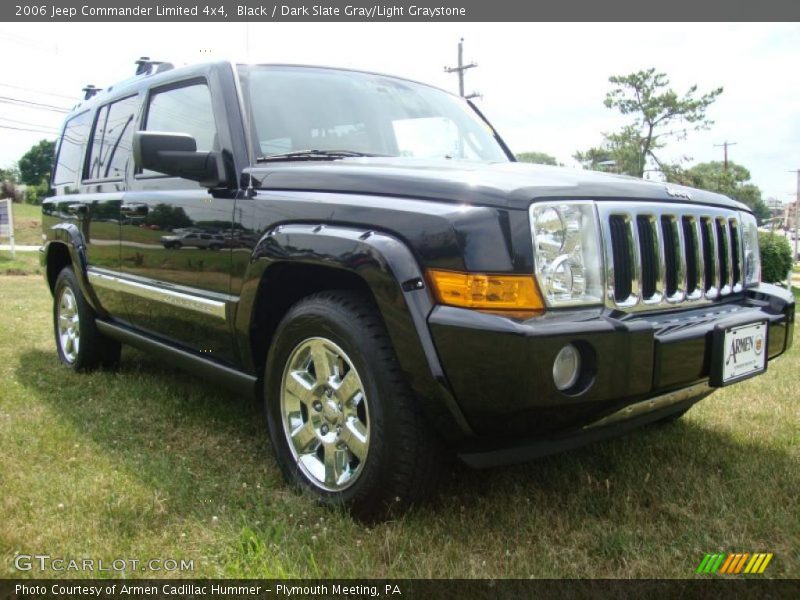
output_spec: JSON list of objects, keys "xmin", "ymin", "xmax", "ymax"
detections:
[
  {"xmin": 264, "ymin": 291, "xmax": 446, "ymax": 520},
  {"xmin": 53, "ymin": 267, "xmax": 121, "ymax": 371}
]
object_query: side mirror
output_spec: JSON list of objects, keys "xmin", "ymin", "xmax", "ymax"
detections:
[{"xmin": 133, "ymin": 131, "xmax": 223, "ymax": 188}]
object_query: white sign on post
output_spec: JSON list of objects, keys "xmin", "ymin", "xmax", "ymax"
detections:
[{"xmin": 0, "ymin": 198, "xmax": 16, "ymax": 257}]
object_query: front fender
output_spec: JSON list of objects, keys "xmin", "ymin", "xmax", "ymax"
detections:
[{"xmin": 237, "ymin": 223, "xmax": 473, "ymax": 441}]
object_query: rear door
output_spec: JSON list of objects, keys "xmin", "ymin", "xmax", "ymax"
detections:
[
  {"xmin": 80, "ymin": 94, "xmax": 140, "ymax": 317},
  {"xmin": 120, "ymin": 67, "xmax": 241, "ymax": 362},
  {"xmin": 48, "ymin": 96, "xmax": 138, "ymax": 319}
]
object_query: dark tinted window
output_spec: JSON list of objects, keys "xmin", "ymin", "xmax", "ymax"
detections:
[
  {"xmin": 86, "ymin": 95, "xmax": 139, "ymax": 181},
  {"xmin": 145, "ymin": 83, "xmax": 217, "ymax": 151},
  {"xmin": 53, "ymin": 111, "xmax": 91, "ymax": 186}
]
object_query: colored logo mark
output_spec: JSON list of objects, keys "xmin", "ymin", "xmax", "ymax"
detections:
[{"xmin": 696, "ymin": 553, "xmax": 773, "ymax": 574}]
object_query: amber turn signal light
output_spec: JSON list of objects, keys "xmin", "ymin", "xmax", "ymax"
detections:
[{"xmin": 426, "ymin": 269, "xmax": 545, "ymax": 315}]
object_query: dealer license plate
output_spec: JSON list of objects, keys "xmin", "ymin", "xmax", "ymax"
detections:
[{"xmin": 718, "ymin": 322, "xmax": 767, "ymax": 385}]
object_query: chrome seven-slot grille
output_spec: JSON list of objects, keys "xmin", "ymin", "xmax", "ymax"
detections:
[{"xmin": 597, "ymin": 202, "xmax": 744, "ymax": 311}]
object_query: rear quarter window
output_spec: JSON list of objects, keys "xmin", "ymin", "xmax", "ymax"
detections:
[{"xmin": 52, "ymin": 111, "xmax": 92, "ymax": 186}]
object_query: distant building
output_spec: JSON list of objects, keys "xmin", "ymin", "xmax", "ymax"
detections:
[
  {"xmin": 784, "ymin": 201, "xmax": 798, "ymax": 231},
  {"xmin": 759, "ymin": 198, "xmax": 787, "ymax": 231}
]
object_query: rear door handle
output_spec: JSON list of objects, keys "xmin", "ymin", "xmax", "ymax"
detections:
[{"xmin": 120, "ymin": 203, "xmax": 149, "ymax": 216}]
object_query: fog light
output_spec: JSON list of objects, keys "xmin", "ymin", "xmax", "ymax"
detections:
[{"xmin": 553, "ymin": 344, "xmax": 580, "ymax": 391}]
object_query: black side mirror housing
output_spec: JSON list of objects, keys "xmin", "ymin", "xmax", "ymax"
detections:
[{"xmin": 133, "ymin": 131, "xmax": 223, "ymax": 188}]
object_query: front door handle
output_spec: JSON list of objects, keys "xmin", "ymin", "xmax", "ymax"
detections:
[{"xmin": 120, "ymin": 203, "xmax": 149, "ymax": 216}]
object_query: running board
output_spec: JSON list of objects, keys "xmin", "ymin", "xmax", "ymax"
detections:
[{"xmin": 96, "ymin": 320, "xmax": 257, "ymax": 399}]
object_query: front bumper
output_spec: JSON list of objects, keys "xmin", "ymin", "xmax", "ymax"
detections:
[{"xmin": 428, "ymin": 283, "xmax": 794, "ymax": 460}]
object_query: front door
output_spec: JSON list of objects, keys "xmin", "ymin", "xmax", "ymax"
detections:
[{"xmin": 120, "ymin": 77, "xmax": 239, "ymax": 363}]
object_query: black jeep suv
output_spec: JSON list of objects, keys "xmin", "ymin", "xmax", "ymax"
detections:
[{"xmin": 41, "ymin": 59, "xmax": 794, "ymax": 518}]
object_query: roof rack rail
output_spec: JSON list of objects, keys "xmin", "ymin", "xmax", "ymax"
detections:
[
  {"xmin": 82, "ymin": 85, "xmax": 100, "ymax": 100},
  {"xmin": 134, "ymin": 57, "xmax": 174, "ymax": 76}
]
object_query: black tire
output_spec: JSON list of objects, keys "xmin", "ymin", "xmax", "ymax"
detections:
[
  {"xmin": 264, "ymin": 290, "xmax": 446, "ymax": 520},
  {"xmin": 53, "ymin": 266, "xmax": 121, "ymax": 371}
]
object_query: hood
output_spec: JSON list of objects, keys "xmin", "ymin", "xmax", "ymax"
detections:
[{"xmin": 246, "ymin": 158, "xmax": 748, "ymax": 212}]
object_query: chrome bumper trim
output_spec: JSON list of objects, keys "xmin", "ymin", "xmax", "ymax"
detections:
[{"xmin": 583, "ymin": 382, "xmax": 713, "ymax": 430}]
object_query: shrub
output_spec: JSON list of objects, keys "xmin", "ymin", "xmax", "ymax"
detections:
[
  {"xmin": 24, "ymin": 181, "xmax": 52, "ymax": 205},
  {"xmin": 758, "ymin": 232, "xmax": 793, "ymax": 283}
]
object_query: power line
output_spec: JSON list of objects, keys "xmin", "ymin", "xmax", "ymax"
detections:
[
  {"xmin": 0, "ymin": 123, "xmax": 58, "ymax": 135},
  {"xmin": 0, "ymin": 116, "xmax": 61, "ymax": 131},
  {"xmin": 0, "ymin": 82, "xmax": 79, "ymax": 101},
  {"xmin": 0, "ymin": 96, "xmax": 70, "ymax": 113}
]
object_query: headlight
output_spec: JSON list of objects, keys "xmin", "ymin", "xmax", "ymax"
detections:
[
  {"xmin": 739, "ymin": 211, "xmax": 761, "ymax": 286},
  {"xmin": 530, "ymin": 201, "xmax": 603, "ymax": 307}
]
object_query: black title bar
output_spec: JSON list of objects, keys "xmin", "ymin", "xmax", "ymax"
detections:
[{"xmin": 4, "ymin": 0, "xmax": 800, "ymax": 22}]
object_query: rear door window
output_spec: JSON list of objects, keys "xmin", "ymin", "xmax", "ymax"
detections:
[{"xmin": 85, "ymin": 95, "xmax": 139, "ymax": 181}]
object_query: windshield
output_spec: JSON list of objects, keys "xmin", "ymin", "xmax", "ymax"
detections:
[{"xmin": 240, "ymin": 65, "xmax": 510, "ymax": 162}]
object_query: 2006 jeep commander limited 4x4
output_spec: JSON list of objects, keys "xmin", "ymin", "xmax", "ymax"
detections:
[{"xmin": 42, "ymin": 59, "xmax": 794, "ymax": 518}]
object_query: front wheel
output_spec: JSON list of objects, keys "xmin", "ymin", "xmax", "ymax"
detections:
[
  {"xmin": 264, "ymin": 291, "xmax": 446, "ymax": 520},
  {"xmin": 53, "ymin": 267, "xmax": 121, "ymax": 371}
]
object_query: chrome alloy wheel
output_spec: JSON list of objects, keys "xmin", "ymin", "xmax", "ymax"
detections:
[
  {"xmin": 57, "ymin": 287, "xmax": 80, "ymax": 363},
  {"xmin": 280, "ymin": 337, "xmax": 370, "ymax": 491}
]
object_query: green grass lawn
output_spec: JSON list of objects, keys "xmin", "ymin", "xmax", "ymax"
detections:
[
  {"xmin": 0, "ymin": 275, "xmax": 797, "ymax": 579},
  {"xmin": 8, "ymin": 203, "xmax": 42, "ymax": 246},
  {"xmin": 0, "ymin": 251, "xmax": 41, "ymax": 276}
]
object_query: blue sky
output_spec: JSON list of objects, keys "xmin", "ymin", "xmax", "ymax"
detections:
[{"xmin": 0, "ymin": 22, "xmax": 797, "ymax": 202}]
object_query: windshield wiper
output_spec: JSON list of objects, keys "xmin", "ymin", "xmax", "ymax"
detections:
[{"xmin": 257, "ymin": 149, "xmax": 384, "ymax": 162}]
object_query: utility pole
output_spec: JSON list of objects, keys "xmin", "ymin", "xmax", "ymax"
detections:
[
  {"xmin": 444, "ymin": 38, "xmax": 480, "ymax": 99},
  {"xmin": 714, "ymin": 141, "xmax": 737, "ymax": 172}
]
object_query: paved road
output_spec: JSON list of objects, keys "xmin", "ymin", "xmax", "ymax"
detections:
[{"xmin": 0, "ymin": 244, "xmax": 40, "ymax": 252}]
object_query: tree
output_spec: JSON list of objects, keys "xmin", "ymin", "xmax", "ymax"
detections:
[
  {"xmin": 574, "ymin": 147, "xmax": 614, "ymax": 171},
  {"xmin": 670, "ymin": 161, "xmax": 770, "ymax": 223},
  {"xmin": 18, "ymin": 139, "xmax": 56, "ymax": 186},
  {"xmin": 575, "ymin": 68, "xmax": 722, "ymax": 177},
  {"xmin": 145, "ymin": 204, "xmax": 192, "ymax": 230},
  {"xmin": 0, "ymin": 166, "xmax": 19, "ymax": 183},
  {"xmin": 0, "ymin": 166, "xmax": 21, "ymax": 202},
  {"xmin": 574, "ymin": 125, "xmax": 642, "ymax": 174},
  {"xmin": 515, "ymin": 151, "xmax": 559, "ymax": 166}
]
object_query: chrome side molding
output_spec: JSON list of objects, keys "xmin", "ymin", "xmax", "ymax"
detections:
[{"xmin": 87, "ymin": 268, "xmax": 231, "ymax": 321}]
